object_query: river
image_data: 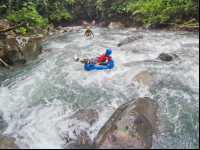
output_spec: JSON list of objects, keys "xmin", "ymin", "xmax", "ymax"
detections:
[{"xmin": 0, "ymin": 26, "xmax": 199, "ymax": 149}]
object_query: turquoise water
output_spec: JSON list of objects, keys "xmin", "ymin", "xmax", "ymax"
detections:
[{"xmin": 0, "ymin": 26, "xmax": 199, "ymax": 149}]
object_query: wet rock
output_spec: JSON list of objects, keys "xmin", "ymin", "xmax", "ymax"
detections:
[
  {"xmin": 94, "ymin": 97, "xmax": 158, "ymax": 149},
  {"xmin": 107, "ymin": 22, "xmax": 125, "ymax": 29},
  {"xmin": 63, "ymin": 131, "xmax": 94, "ymax": 149},
  {"xmin": 117, "ymin": 35, "xmax": 143, "ymax": 47},
  {"xmin": 0, "ymin": 114, "xmax": 8, "ymax": 135},
  {"xmin": 82, "ymin": 21, "xmax": 90, "ymax": 26},
  {"xmin": 0, "ymin": 135, "xmax": 19, "ymax": 149},
  {"xmin": 135, "ymin": 71, "xmax": 151, "ymax": 85},
  {"xmin": 77, "ymin": 131, "xmax": 93, "ymax": 148},
  {"xmin": 158, "ymin": 53, "xmax": 179, "ymax": 61},
  {"xmin": 1, "ymin": 36, "xmax": 42, "ymax": 66},
  {"xmin": 68, "ymin": 109, "xmax": 98, "ymax": 125}
]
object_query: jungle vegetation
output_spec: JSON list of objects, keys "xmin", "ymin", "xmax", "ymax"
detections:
[{"xmin": 0, "ymin": 0, "xmax": 199, "ymax": 33}]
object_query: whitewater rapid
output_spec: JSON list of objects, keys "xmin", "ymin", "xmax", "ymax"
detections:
[{"xmin": 0, "ymin": 26, "xmax": 199, "ymax": 149}]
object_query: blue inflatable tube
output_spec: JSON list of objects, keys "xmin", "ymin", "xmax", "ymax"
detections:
[{"xmin": 84, "ymin": 58, "xmax": 114, "ymax": 71}]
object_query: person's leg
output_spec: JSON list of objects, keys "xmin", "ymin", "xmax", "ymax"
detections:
[{"xmin": 78, "ymin": 59, "xmax": 90, "ymax": 64}]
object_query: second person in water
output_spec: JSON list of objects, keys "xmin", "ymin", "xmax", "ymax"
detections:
[
  {"xmin": 84, "ymin": 26, "xmax": 94, "ymax": 37},
  {"xmin": 73, "ymin": 49, "xmax": 112, "ymax": 66}
]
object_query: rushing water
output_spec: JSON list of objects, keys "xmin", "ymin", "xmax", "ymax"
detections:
[{"xmin": 0, "ymin": 26, "xmax": 199, "ymax": 149}]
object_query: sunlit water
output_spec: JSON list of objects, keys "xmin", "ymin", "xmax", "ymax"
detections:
[{"xmin": 0, "ymin": 26, "xmax": 199, "ymax": 149}]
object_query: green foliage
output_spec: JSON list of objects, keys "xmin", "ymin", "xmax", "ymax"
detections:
[
  {"xmin": 19, "ymin": 27, "xmax": 26, "ymax": 34},
  {"xmin": 96, "ymin": 0, "xmax": 137, "ymax": 22},
  {"xmin": 0, "ymin": 0, "xmax": 199, "ymax": 31},
  {"xmin": 129, "ymin": 0, "xmax": 199, "ymax": 25},
  {"xmin": 6, "ymin": 1, "xmax": 48, "ymax": 32}
]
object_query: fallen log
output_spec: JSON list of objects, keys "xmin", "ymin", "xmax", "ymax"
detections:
[{"xmin": 0, "ymin": 21, "xmax": 27, "ymax": 33}]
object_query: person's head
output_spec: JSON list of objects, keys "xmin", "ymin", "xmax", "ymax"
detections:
[
  {"xmin": 106, "ymin": 49, "xmax": 112, "ymax": 55},
  {"xmin": 87, "ymin": 26, "xmax": 90, "ymax": 30}
]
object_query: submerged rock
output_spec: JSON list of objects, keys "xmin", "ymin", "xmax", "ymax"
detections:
[
  {"xmin": 0, "ymin": 135, "xmax": 19, "ymax": 149},
  {"xmin": 68, "ymin": 109, "xmax": 99, "ymax": 125},
  {"xmin": 117, "ymin": 35, "xmax": 143, "ymax": 47},
  {"xmin": 0, "ymin": 114, "xmax": 8, "ymax": 135},
  {"xmin": 94, "ymin": 97, "xmax": 158, "ymax": 149},
  {"xmin": 135, "ymin": 71, "xmax": 151, "ymax": 85}
]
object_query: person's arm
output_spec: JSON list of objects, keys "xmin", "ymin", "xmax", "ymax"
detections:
[
  {"xmin": 90, "ymin": 30, "xmax": 94, "ymax": 36},
  {"xmin": 99, "ymin": 60, "xmax": 108, "ymax": 65},
  {"xmin": 99, "ymin": 62, "xmax": 108, "ymax": 65}
]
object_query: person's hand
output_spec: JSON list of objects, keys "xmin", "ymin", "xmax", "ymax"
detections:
[{"xmin": 95, "ymin": 63, "xmax": 99, "ymax": 65}]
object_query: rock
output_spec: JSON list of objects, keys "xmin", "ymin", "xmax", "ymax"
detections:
[
  {"xmin": 77, "ymin": 131, "xmax": 93, "ymax": 148},
  {"xmin": 94, "ymin": 97, "xmax": 158, "ymax": 149},
  {"xmin": 158, "ymin": 53, "xmax": 179, "ymax": 61},
  {"xmin": 33, "ymin": 27, "xmax": 45, "ymax": 37},
  {"xmin": 98, "ymin": 22, "xmax": 106, "ymax": 27},
  {"xmin": 91, "ymin": 20, "xmax": 95, "ymax": 26},
  {"xmin": 0, "ymin": 19, "xmax": 10, "ymax": 30},
  {"xmin": 0, "ymin": 135, "xmax": 19, "ymax": 149},
  {"xmin": 1, "ymin": 36, "xmax": 42, "ymax": 66},
  {"xmin": 0, "ymin": 114, "xmax": 8, "ymax": 135},
  {"xmin": 68, "ymin": 109, "xmax": 98, "ymax": 125},
  {"xmin": 47, "ymin": 26, "xmax": 54, "ymax": 32},
  {"xmin": 135, "ymin": 71, "xmax": 151, "ymax": 85},
  {"xmin": 117, "ymin": 35, "xmax": 143, "ymax": 47},
  {"xmin": 56, "ymin": 26, "xmax": 63, "ymax": 31},
  {"xmin": 143, "ymin": 23, "xmax": 152, "ymax": 29},
  {"xmin": 107, "ymin": 22, "xmax": 125, "ymax": 29},
  {"xmin": 82, "ymin": 21, "xmax": 90, "ymax": 26}
]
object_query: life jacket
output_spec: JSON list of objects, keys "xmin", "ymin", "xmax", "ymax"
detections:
[
  {"xmin": 97, "ymin": 53, "xmax": 112, "ymax": 63},
  {"xmin": 85, "ymin": 30, "xmax": 92, "ymax": 36},
  {"xmin": 86, "ymin": 32, "xmax": 91, "ymax": 36}
]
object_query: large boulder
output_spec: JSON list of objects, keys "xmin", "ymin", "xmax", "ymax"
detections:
[
  {"xmin": 1, "ymin": 35, "xmax": 43, "ymax": 66},
  {"xmin": 94, "ymin": 97, "xmax": 158, "ymax": 149},
  {"xmin": 107, "ymin": 22, "xmax": 125, "ymax": 29},
  {"xmin": 0, "ymin": 135, "xmax": 19, "ymax": 149},
  {"xmin": 117, "ymin": 35, "xmax": 143, "ymax": 47}
]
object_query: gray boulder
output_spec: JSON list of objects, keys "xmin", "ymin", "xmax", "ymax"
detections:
[{"xmin": 94, "ymin": 97, "xmax": 158, "ymax": 149}]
